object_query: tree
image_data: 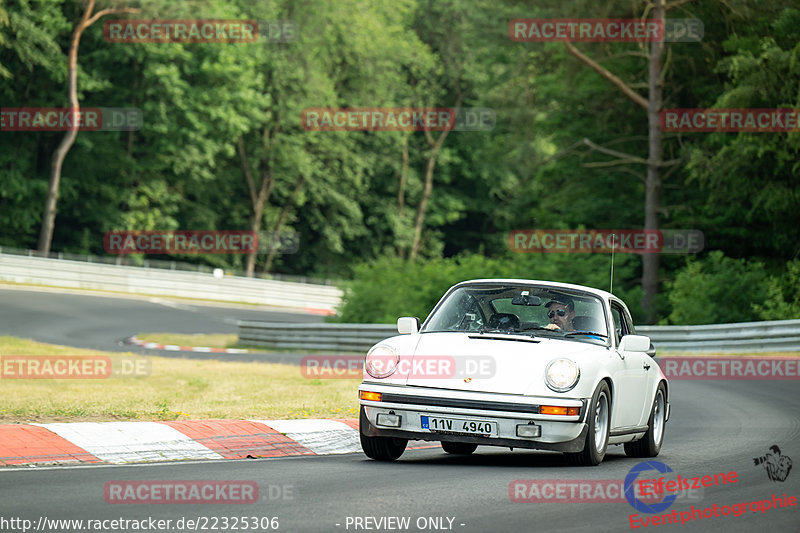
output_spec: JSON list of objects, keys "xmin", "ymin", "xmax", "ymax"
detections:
[
  {"xmin": 406, "ymin": 0, "xmax": 482, "ymax": 261},
  {"xmin": 0, "ymin": 0, "xmax": 69, "ymax": 246},
  {"xmin": 38, "ymin": 0, "xmax": 138, "ymax": 255},
  {"xmin": 685, "ymin": 7, "xmax": 800, "ymax": 259},
  {"xmin": 560, "ymin": 0, "xmax": 690, "ymax": 321}
]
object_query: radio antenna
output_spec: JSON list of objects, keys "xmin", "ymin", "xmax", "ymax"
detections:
[{"xmin": 609, "ymin": 233, "xmax": 616, "ymax": 294}]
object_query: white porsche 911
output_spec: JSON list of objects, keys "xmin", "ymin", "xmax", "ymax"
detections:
[{"xmin": 358, "ymin": 279, "xmax": 669, "ymax": 465}]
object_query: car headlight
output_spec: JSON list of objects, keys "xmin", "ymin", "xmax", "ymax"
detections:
[
  {"xmin": 545, "ymin": 358, "xmax": 580, "ymax": 392},
  {"xmin": 365, "ymin": 344, "xmax": 399, "ymax": 378}
]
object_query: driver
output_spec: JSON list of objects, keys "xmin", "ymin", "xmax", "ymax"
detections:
[{"xmin": 544, "ymin": 295, "xmax": 575, "ymax": 331}]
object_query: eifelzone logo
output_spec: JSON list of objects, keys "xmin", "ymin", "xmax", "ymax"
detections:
[{"xmin": 625, "ymin": 461, "xmax": 678, "ymax": 514}]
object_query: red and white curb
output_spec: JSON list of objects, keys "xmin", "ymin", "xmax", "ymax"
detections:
[
  {"xmin": 0, "ymin": 419, "xmax": 362, "ymax": 466},
  {"xmin": 122, "ymin": 335, "xmax": 248, "ymax": 354}
]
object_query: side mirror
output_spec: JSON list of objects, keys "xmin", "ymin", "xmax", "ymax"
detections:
[
  {"xmin": 397, "ymin": 317, "xmax": 420, "ymax": 335},
  {"xmin": 619, "ymin": 334, "xmax": 651, "ymax": 352},
  {"xmin": 646, "ymin": 342, "xmax": 657, "ymax": 358}
]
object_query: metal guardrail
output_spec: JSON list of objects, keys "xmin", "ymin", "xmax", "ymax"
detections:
[
  {"xmin": 238, "ymin": 319, "xmax": 800, "ymax": 353},
  {"xmin": 238, "ymin": 323, "xmax": 396, "ymax": 352},
  {"xmin": 0, "ymin": 253, "xmax": 343, "ymax": 313},
  {"xmin": 636, "ymin": 319, "xmax": 800, "ymax": 353},
  {"xmin": 0, "ymin": 245, "xmax": 336, "ymax": 285}
]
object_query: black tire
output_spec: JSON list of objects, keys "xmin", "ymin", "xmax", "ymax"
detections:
[
  {"xmin": 566, "ymin": 381, "xmax": 611, "ymax": 466},
  {"xmin": 441, "ymin": 441, "xmax": 478, "ymax": 455},
  {"xmin": 625, "ymin": 382, "xmax": 667, "ymax": 458},
  {"xmin": 360, "ymin": 432, "xmax": 407, "ymax": 461}
]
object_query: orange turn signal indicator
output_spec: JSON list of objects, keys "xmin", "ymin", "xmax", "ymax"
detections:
[
  {"xmin": 359, "ymin": 391, "xmax": 382, "ymax": 402},
  {"xmin": 540, "ymin": 405, "xmax": 580, "ymax": 416}
]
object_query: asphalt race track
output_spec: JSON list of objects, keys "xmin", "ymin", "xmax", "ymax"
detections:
[
  {"xmin": 1, "ymin": 287, "xmax": 799, "ymax": 532},
  {"xmin": 1, "ymin": 380, "xmax": 798, "ymax": 532},
  {"xmin": 0, "ymin": 286, "xmax": 322, "ymax": 362}
]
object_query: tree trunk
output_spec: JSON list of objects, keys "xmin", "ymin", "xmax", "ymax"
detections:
[
  {"xmin": 38, "ymin": 5, "xmax": 90, "ymax": 255},
  {"xmin": 642, "ymin": 0, "xmax": 665, "ymax": 321},
  {"xmin": 397, "ymin": 134, "xmax": 409, "ymax": 218},
  {"xmin": 246, "ymin": 199, "xmax": 265, "ymax": 277},
  {"xmin": 396, "ymin": 134, "xmax": 410, "ymax": 259},
  {"xmin": 238, "ymin": 134, "xmax": 274, "ymax": 277},
  {"xmin": 261, "ymin": 175, "xmax": 304, "ymax": 274},
  {"xmin": 409, "ymin": 149, "xmax": 439, "ymax": 261},
  {"xmin": 38, "ymin": 0, "xmax": 138, "ymax": 255},
  {"xmin": 564, "ymin": 0, "xmax": 675, "ymax": 322},
  {"xmin": 409, "ymin": 98, "xmax": 461, "ymax": 261}
]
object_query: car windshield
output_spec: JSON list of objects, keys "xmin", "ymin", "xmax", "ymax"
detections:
[{"xmin": 422, "ymin": 284, "xmax": 608, "ymax": 345}]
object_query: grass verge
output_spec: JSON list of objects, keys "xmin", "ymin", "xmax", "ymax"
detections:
[{"xmin": 0, "ymin": 336, "xmax": 359, "ymax": 423}]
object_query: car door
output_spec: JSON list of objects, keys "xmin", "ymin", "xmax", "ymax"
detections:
[
  {"xmin": 609, "ymin": 301, "xmax": 650, "ymax": 429},
  {"xmin": 623, "ymin": 305, "xmax": 660, "ymax": 425}
]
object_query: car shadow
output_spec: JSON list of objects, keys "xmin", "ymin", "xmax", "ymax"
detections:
[{"xmin": 399, "ymin": 446, "xmax": 633, "ymax": 468}]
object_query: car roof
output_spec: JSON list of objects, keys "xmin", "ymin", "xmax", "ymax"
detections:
[{"xmin": 452, "ymin": 278, "xmax": 616, "ymax": 301}]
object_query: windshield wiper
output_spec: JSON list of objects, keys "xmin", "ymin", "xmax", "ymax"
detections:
[{"xmin": 564, "ymin": 331, "xmax": 608, "ymax": 338}]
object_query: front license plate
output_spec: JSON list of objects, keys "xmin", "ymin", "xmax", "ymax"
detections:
[{"xmin": 420, "ymin": 415, "xmax": 496, "ymax": 436}]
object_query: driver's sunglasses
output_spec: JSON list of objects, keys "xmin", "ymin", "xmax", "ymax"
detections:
[{"xmin": 548, "ymin": 309, "xmax": 567, "ymax": 318}]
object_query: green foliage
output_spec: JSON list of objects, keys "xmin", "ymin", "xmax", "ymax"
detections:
[
  {"xmin": 334, "ymin": 251, "xmax": 646, "ymax": 324},
  {"xmin": 755, "ymin": 260, "xmax": 800, "ymax": 320},
  {"xmin": 0, "ymin": 0, "xmax": 797, "ymax": 326},
  {"xmin": 685, "ymin": 7, "xmax": 800, "ymax": 258},
  {"xmin": 666, "ymin": 251, "xmax": 772, "ymax": 325},
  {"xmin": 0, "ymin": 0, "xmax": 69, "ymax": 82}
]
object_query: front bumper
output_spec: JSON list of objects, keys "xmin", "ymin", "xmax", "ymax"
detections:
[{"xmin": 358, "ymin": 384, "xmax": 590, "ymax": 453}]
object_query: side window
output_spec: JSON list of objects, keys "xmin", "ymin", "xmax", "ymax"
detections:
[
  {"xmin": 610, "ymin": 303, "xmax": 631, "ymax": 345},
  {"xmin": 610, "ymin": 306, "xmax": 622, "ymax": 345},
  {"xmin": 622, "ymin": 308, "xmax": 635, "ymax": 335}
]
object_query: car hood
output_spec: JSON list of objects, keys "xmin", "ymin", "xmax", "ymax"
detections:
[{"xmin": 397, "ymin": 331, "xmax": 600, "ymax": 395}]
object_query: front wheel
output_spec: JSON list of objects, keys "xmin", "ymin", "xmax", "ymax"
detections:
[
  {"xmin": 566, "ymin": 381, "xmax": 610, "ymax": 466},
  {"xmin": 360, "ymin": 433, "xmax": 407, "ymax": 461},
  {"xmin": 625, "ymin": 383, "xmax": 666, "ymax": 458},
  {"xmin": 441, "ymin": 441, "xmax": 478, "ymax": 455}
]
